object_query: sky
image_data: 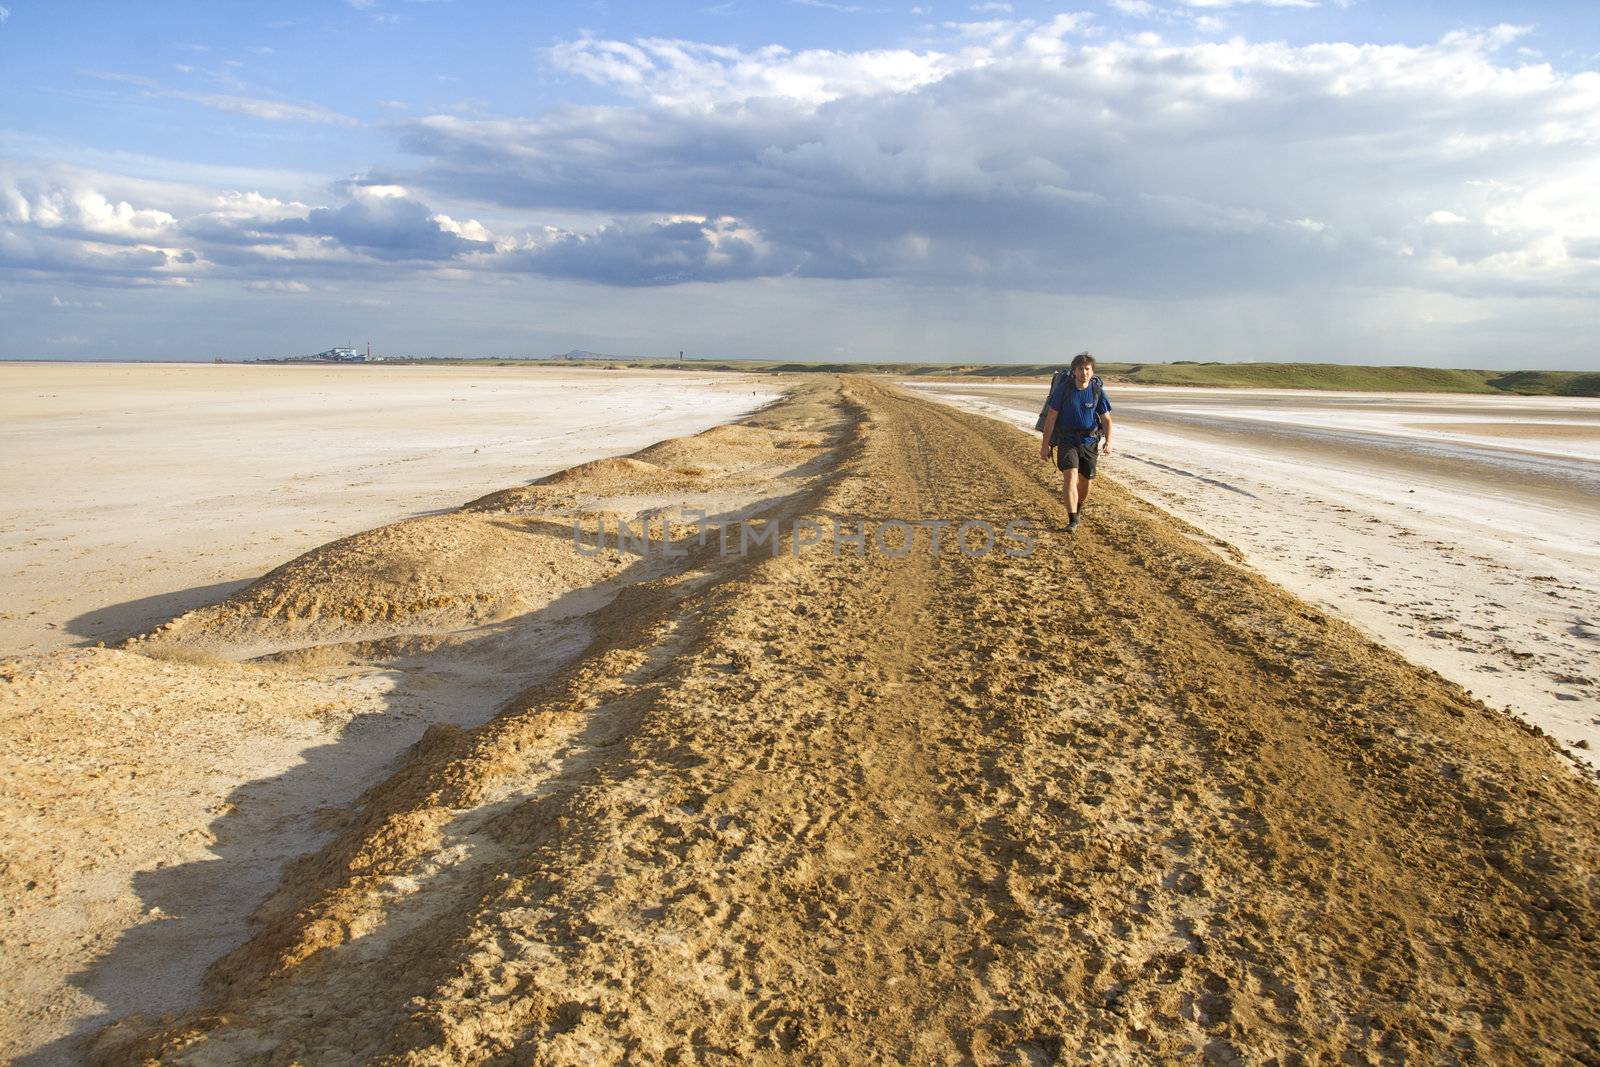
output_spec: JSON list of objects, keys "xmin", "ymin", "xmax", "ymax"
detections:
[{"xmin": 1, "ymin": 0, "xmax": 1597, "ymax": 367}]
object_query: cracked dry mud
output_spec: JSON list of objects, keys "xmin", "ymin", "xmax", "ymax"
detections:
[{"xmin": 7, "ymin": 378, "xmax": 1599, "ymax": 1064}]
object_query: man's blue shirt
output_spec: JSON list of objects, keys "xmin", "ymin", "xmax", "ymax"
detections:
[{"xmin": 1048, "ymin": 376, "xmax": 1112, "ymax": 439}]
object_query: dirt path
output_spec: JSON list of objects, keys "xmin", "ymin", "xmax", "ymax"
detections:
[
  {"xmin": 16, "ymin": 379, "xmax": 1599, "ymax": 1064},
  {"xmin": 911, "ymin": 383, "xmax": 1600, "ymax": 770}
]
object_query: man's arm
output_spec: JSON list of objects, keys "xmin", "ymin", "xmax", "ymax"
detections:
[
  {"xmin": 1099, "ymin": 412, "xmax": 1113, "ymax": 454},
  {"xmin": 1039, "ymin": 406, "xmax": 1059, "ymax": 461}
]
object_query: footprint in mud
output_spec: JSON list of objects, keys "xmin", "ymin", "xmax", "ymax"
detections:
[
  {"xmin": 1162, "ymin": 866, "xmax": 1204, "ymax": 896},
  {"xmin": 1192, "ymin": 972, "xmax": 1233, "ymax": 1027}
]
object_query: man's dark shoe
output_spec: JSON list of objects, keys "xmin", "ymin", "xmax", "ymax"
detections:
[{"xmin": 1068, "ymin": 512, "xmax": 1081, "ymax": 532}]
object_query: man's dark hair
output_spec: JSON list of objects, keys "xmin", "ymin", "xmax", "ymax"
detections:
[{"xmin": 1070, "ymin": 351, "xmax": 1095, "ymax": 372}]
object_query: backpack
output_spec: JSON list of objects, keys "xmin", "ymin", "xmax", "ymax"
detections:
[{"xmin": 1035, "ymin": 370, "xmax": 1103, "ymax": 444}]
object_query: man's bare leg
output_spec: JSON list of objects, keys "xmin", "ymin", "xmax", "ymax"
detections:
[
  {"xmin": 1077, "ymin": 472, "xmax": 1092, "ymax": 510},
  {"xmin": 1062, "ymin": 468, "xmax": 1080, "ymax": 514}
]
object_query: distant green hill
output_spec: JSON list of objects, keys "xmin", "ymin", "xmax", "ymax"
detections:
[
  {"xmin": 1109, "ymin": 363, "xmax": 1599, "ymax": 395},
  {"xmin": 343, "ymin": 356, "xmax": 1600, "ymax": 396},
  {"xmin": 630, "ymin": 359, "xmax": 1600, "ymax": 395},
  {"xmin": 1483, "ymin": 370, "xmax": 1600, "ymax": 397},
  {"xmin": 1111, "ymin": 362, "xmax": 1502, "ymax": 392}
]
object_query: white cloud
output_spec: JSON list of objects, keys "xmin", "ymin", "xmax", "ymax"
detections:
[
  {"xmin": 548, "ymin": 17, "xmax": 1104, "ymax": 109},
  {"xmin": 344, "ymin": 182, "xmax": 413, "ymax": 201},
  {"xmin": 88, "ymin": 71, "xmax": 355, "ymax": 126},
  {"xmin": 1109, "ymin": 0, "xmax": 1155, "ymax": 15},
  {"xmin": 0, "ymin": 163, "xmax": 497, "ymax": 287},
  {"xmin": 245, "ymin": 280, "xmax": 311, "ymax": 292},
  {"xmin": 1177, "ymin": 0, "xmax": 1316, "ymax": 8},
  {"xmin": 790, "ymin": 0, "xmax": 865, "ymax": 12},
  {"xmin": 2, "ymin": 172, "xmax": 179, "ymax": 240},
  {"xmin": 1, "ymin": 6, "xmax": 12, "ymax": 23},
  {"xmin": 187, "ymin": 92, "xmax": 353, "ymax": 124},
  {"xmin": 208, "ymin": 190, "xmax": 312, "ymax": 219},
  {"xmin": 1425, "ymin": 210, "xmax": 1469, "ymax": 225},
  {"xmin": 433, "ymin": 213, "xmax": 493, "ymax": 243},
  {"xmin": 549, "ymin": 36, "xmax": 970, "ymax": 109}
]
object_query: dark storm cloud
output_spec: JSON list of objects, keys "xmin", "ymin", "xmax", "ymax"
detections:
[
  {"xmin": 511, "ymin": 216, "xmax": 796, "ymax": 286},
  {"xmin": 387, "ymin": 23, "xmax": 1600, "ymax": 299},
  {"xmin": 269, "ymin": 192, "xmax": 491, "ymax": 261},
  {"xmin": 0, "ymin": 228, "xmax": 179, "ymax": 282}
]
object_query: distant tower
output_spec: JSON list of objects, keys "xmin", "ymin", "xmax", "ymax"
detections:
[{"xmin": 367, "ymin": 341, "xmax": 372, "ymax": 360}]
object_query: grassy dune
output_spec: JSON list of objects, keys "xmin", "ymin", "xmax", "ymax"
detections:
[{"xmin": 1110, "ymin": 362, "xmax": 1600, "ymax": 395}]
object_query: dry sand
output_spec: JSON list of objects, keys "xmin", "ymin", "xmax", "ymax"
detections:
[
  {"xmin": 911, "ymin": 383, "xmax": 1600, "ymax": 775},
  {"xmin": 3, "ymin": 376, "xmax": 1597, "ymax": 1064},
  {"xmin": 0, "ymin": 362, "xmax": 778, "ymax": 656}
]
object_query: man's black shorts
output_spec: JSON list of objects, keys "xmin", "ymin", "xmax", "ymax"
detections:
[{"xmin": 1055, "ymin": 436, "xmax": 1100, "ymax": 478}]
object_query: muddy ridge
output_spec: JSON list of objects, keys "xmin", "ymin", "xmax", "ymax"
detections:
[{"xmin": 6, "ymin": 379, "xmax": 1597, "ymax": 1064}]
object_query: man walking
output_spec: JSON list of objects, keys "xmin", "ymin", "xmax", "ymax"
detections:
[{"xmin": 1039, "ymin": 352, "xmax": 1113, "ymax": 532}]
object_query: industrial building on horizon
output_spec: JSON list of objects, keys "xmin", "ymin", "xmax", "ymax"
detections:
[{"xmin": 278, "ymin": 343, "xmax": 384, "ymax": 363}]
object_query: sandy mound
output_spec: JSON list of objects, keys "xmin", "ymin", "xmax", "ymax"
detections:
[
  {"xmin": 144, "ymin": 513, "xmax": 622, "ymax": 658},
  {"xmin": 467, "ymin": 418, "xmax": 818, "ymax": 515},
  {"xmin": 694, "ymin": 423, "xmax": 776, "ymax": 443},
  {"xmin": 534, "ymin": 456, "xmax": 667, "ymax": 487},
  {"xmin": 634, "ymin": 425, "xmax": 780, "ymax": 468},
  {"xmin": 151, "ymin": 402, "xmax": 842, "ymax": 659}
]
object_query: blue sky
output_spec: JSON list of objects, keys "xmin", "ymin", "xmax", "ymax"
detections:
[{"xmin": 2, "ymin": 0, "xmax": 1597, "ymax": 367}]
